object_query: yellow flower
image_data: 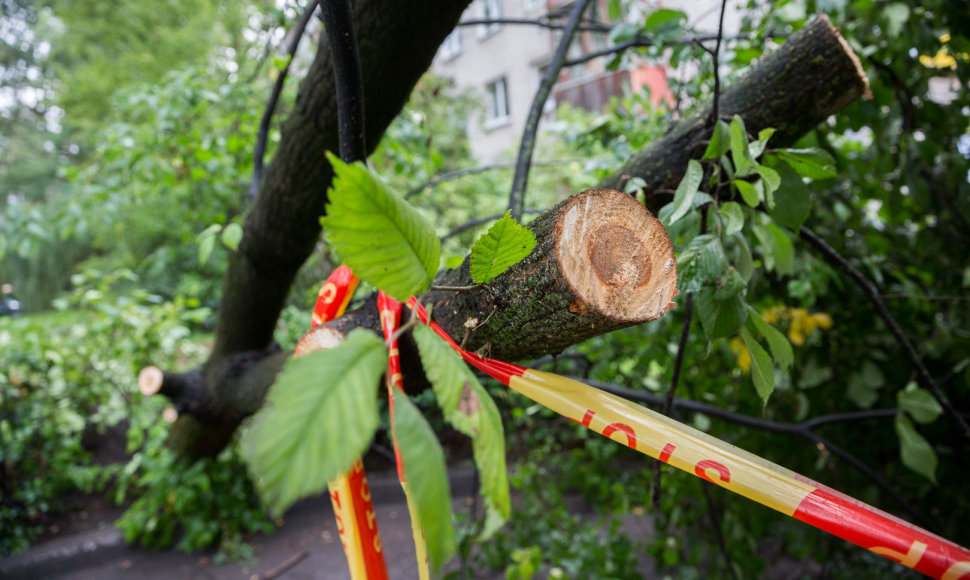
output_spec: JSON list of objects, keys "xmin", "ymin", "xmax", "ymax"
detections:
[{"xmin": 730, "ymin": 337, "xmax": 751, "ymax": 373}]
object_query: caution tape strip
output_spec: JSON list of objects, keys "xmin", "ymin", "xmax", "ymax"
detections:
[
  {"xmin": 378, "ymin": 292, "xmax": 431, "ymax": 580},
  {"xmin": 404, "ymin": 297, "xmax": 970, "ymax": 580},
  {"xmin": 310, "ymin": 266, "xmax": 388, "ymax": 580}
]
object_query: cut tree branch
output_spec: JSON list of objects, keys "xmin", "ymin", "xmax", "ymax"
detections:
[
  {"xmin": 600, "ymin": 15, "xmax": 870, "ymax": 214},
  {"xmin": 145, "ymin": 13, "xmax": 870, "ymax": 459}
]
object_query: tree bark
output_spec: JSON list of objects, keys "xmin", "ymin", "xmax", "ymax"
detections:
[
  {"xmin": 163, "ymin": 0, "xmax": 472, "ymax": 458},
  {"xmin": 601, "ymin": 14, "xmax": 870, "ymax": 214},
  {"xmin": 148, "ymin": 13, "xmax": 870, "ymax": 458}
]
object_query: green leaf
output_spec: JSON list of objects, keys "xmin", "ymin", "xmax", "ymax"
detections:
[
  {"xmin": 321, "ymin": 153, "xmax": 441, "ymax": 301},
  {"xmin": 696, "ymin": 285, "xmax": 746, "ymax": 339},
  {"xmin": 729, "ymin": 115, "xmax": 752, "ymax": 176},
  {"xmin": 198, "ymin": 234, "xmax": 215, "ymax": 265},
  {"xmin": 608, "ymin": 0, "xmax": 621, "ymax": 20},
  {"xmin": 719, "ymin": 202, "xmax": 745, "ymax": 236},
  {"xmin": 676, "ymin": 234, "xmax": 727, "ymax": 294},
  {"xmin": 895, "ymin": 413, "xmax": 937, "ymax": 484},
  {"xmin": 883, "ymin": 2, "xmax": 910, "ymax": 37},
  {"xmin": 775, "ymin": 148, "xmax": 837, "ymax": 180},
  {"xmin": 748, "ymin": 127, "xmax": 776, "ymax": 160},
  {"xmin": 768, "ymin": 162, "xmax": 813, "ymax": 229},
  {"xmin": 393, "ymin": 394, "xmax": 457, "ymax": 571},
  {"xmin": 221, "ymin": 223, "xmax": 243, "ymax": 251},
  {"xmin": 643, "ymin": 8, "xmax": 686, "ymax": 41},
  {"xmin": 734, "ymin": 179, "xmax": 759, "ymax": 207},
  {"xmin": 898, "ymin": 383, "xmax": 943, "ymax": 424},
  {"xmin": 747, "ymin": 306, "xmax": 794, "ymax": 370},
  {"xmin": 741, "ymin": 327, "xmax": 775, "ymax": 406},
  {"xmin": 755, "ymin": 165, "xmax": 781, "ymax": 196},
  {"xmin": 644, "ymin": 8, "xmax": 686, "ymax": 31},
  {"xmin": 413, "ymin": 324, "xmax": 510, "ymax": 538},
  {"xmin": 704, "ymin": 120, "xmax": 731, "ymax": 160},
  {"xmin": 847, "ymin": 361, "xmax": 884, "ymax": 409},
  {"xmin": 664, "ymin": 159, "xmax": 704, "ymax": 226},
  {"xmin": 753, "ymin": 223, "xmax": 794, "ymax": 275},
  {"xmin": 469, "ymin": 211, "xmax": 537, "ymax": 284},
  {"xmin": 241, "ymin": 329, "xmax": 386, "ymax": 516}
]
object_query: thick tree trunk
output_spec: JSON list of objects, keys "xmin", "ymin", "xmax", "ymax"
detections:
[
  {"xmin": 147, "ymin": 14, "xmax": 870, "ymax": 458},
  {"xmin": 162, "ymin": 0, "xmax": 472, "ymax": 458},
  {"xmin": 601, "ymin": 14, "xmax": 869, "ymax": 214}
]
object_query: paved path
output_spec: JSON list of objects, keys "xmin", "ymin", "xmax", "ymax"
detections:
[{"xmin": 2, "ymin": 468, "xmax": 498, "ymax": 580}]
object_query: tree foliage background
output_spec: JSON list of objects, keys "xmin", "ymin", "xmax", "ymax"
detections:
[{"xmin": 1, "ymin": 0, "xmax": 968, "ymax": 576}]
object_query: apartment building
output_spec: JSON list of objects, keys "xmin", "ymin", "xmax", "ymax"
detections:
[{"xmin": 431, "ymin": 0, "xmax": 676, "ymax": 162}]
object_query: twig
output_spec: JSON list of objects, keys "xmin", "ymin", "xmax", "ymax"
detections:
[
  {"xmin": 508, "ymin": 0, "xmax": 591, "ymax": 221},
  {"xmin": 881, "ymin": 293, "xmax": 970, "ymax": 302},
  {"xmin": 653, "ymin": 293, "xmax": 693, "ymax": 507},
  {"xmin": 431, "ymin": 284, "xmax": 480, "ymax": 292},
  {"xmin": 259, "ymin": 550, "xmax": 309, "ymax": 580},
  {"xmin": 456, "ymin": 17, "xmax": 611, "ymax": 33},
  {"xmin": 563, "ymin": 32, "xmax": 750, "ymax": 68},
  {"xmin": 249, "ymin": 0, "xmax": 320, "ymax": 201},
  {"xmin": 799, "ymin": 226, "xmax": 970, "ymax": 439},
  {"xmin": 406, "ymin": 159, "xmax": 584, "ymax": 199},
  {"xmin": 320, "ymin": 0, "xmax": 366, "ymax": 163},
  {"xmin": 700, "ymin": 483, "xmax": 740, "ymax": 580},
  {"xmin": 441, "ymin": 209, "xmax": 544, "ymax": 241},
  {"xmin": 711, "ymin": 0, "xmax": 728, "ymax": 124}
]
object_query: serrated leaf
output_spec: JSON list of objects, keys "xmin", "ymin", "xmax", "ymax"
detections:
[
  {"xmin": 321, "ymin": 153, "xmax": 440, "ymax": 301},
  {"xmin": 413, "ymin": 324, "xmax": 510, "ymax": 538},
  {"xmin": 719, "ymin": 202, "xmax": 745, "ymax": 236},
  {"xmin": 241, "ymin": 329, "xmax": 385, "ymax": 516},
  {"xmin": 747, "ymin": 306, "xmax": 794, "ymax": 370},
  {"xmin": 221, "ymin": 223, "xmax": 243, "ymax": 251},
  {"xmin": 776, "ymin": 148, "xmax": 837, "ymax": 180},
  {"xmin": 898, "ymin": 384, "xmax": 943, "ymax": 424},
  {"xmin": 393, "ymin": 393, "xmax": 456, "ymax": 571},
  {"xmin": 704, "ymin": 120, "xmax": 731, "ymax": 160},
  {"xmin": 469, "ymin": 211, "xmax": 537, "ymax": 284},
  {"xmin": 768, "ymin": 162, "xmax": 813, "ymax": 229},
  {"xmin": 665, "ymin": 159, "xmax": 704, "ymax": 226},
  {"xmin": 734, "ymin": 179, "xmax": 759, "ymax": 207},
  {"xmin": 741, "ymin": 327, "xmax": 775, "ymax": 406},
  {"xmin": 895, "ymin": 414, "xmax": 937, "ymax": 484}
]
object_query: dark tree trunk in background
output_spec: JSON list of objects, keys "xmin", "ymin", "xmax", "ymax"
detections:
[{"xmin": 162, "ymin": 0, "xmax": 473, "ymax": 458}]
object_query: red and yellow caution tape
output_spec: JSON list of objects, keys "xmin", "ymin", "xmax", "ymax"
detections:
[
  {"xmin": 310, "ymin": 266, "xmax": 388, "ymax": 580},
  {"xmin": 405, "ymin": 297, "xmax": 970, "ymax": 580},
  {"xmin": 378, "ymin": 292, "xmax": 431, "ymax": 580}
]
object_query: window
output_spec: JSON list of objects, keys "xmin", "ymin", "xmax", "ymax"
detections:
[
  {"xmin": 479, "ymin": 0, "xmax": 502, "ymax": 38},
  {"xmin": 440, "ymin": 28, "xmax": 462, "ymax": 60},
  {"xmin": 484, "ymin": 77, "xmax": 510, "ymax": 128}
]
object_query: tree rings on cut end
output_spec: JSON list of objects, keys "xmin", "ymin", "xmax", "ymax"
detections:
[
  {"xmin": 138, "ymin": 366, "xmax": 164, "ymax": 396},
  {"xmin": 556, "ymin": 188, "xmax": 677, "ymax": 322},
  {"xmin": 295, "ymin": 325, "xmax": 345, "ymax": 356}
]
